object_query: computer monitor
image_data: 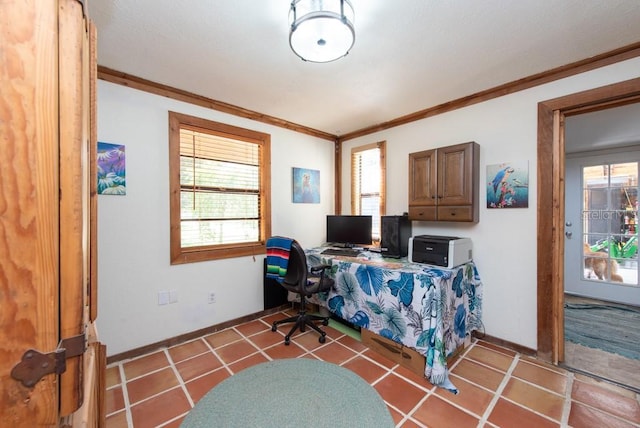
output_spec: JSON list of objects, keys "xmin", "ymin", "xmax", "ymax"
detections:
[{"xmin": 326, "ymin": 215, "xmax": 372, "ymax": 247}]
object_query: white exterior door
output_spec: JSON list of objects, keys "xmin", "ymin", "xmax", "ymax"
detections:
[{"xmin": 564, "ymin": 152, "xmax": 640, "ymax": 306}]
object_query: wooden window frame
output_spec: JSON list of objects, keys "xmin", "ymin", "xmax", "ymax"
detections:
[
  {"xmin": 351, "ymin": 141, "xmax": 386, "ymax": 240},
  {"xmin": 169, "ymin": 112, "xmax": 271, "ymax": 264}
]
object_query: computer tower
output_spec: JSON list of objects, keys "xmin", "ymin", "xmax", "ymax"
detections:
[{"xmin": 381, "ymin": 215, "xmax": 412, "ymax": 258}]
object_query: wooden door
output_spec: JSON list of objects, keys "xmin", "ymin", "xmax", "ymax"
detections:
[{"xmin": 0, "ymin": 1, "xmax": 103, "ymax": 426}]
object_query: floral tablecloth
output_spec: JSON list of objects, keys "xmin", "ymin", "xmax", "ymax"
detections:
[{"xmin": 306, "ymin": 249, "xmax": 483, "ymax": 393}]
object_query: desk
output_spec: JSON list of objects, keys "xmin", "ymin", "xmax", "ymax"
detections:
[{"xmin": 306, "ymin": 248, "xmax": 483, "ymax": 393}]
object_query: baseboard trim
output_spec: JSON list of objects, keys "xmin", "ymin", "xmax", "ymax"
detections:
[
  {"xmin": 108, "ymin": 312, "xmax": 538, "ymax": 366},
  {"xmin": 106, "ymin": 305, "xmax": 289, "ymax": 365},
  {"xmin": 472, "ymin": 332, "xmax": 537, "ymax": 357}
]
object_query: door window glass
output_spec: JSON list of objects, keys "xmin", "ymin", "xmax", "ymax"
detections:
[{"xmin": 582, "ymin": 162, "xmax": 638, "ymax": 286}]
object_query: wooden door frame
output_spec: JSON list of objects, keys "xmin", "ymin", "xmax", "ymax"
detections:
[{"xmin": 537, "ymin": 77, "xmax": 640, "ymax": 363}]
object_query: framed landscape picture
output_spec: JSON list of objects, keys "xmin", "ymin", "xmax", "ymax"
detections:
[{"xmin": 97, "ymin": 142, "xmax": 126, "ymax": 195}]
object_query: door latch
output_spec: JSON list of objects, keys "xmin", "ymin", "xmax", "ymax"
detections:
[{"xmin": 11, "ymin": 334, "xmax": 85, "ymax": 388}]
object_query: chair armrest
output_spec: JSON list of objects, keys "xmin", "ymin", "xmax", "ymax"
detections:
[
  {"xmin": 310, "ymin": 264, "xmax": 331, "ymax": 274},
  {"xmin": 307, "ymin": 263, "xmax": 335, "ymax": 292}
]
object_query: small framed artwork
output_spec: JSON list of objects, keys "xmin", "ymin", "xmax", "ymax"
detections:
[
  {"xmin": 487, "ymin": 161, "xmax": 529, "ymax": 208},
  {"xmin": 97, "ymin": 142, "xmax": 126, "ymax": 195},
  {"xmin": 292, "ymin": 167, "xmax": 320, "ymax": 203}
]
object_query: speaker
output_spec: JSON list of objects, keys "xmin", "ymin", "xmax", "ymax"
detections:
[{"xmin": 381, "ymin": 215, "xmax": 412, "ymax": 258}]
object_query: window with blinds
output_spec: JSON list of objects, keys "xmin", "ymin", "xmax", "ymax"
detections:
[
  {"xmin": 169, "ymin": 112, "xmax": 271, "ymax": 263},
  {"xmin": 351, "ymin": 142, "xmax": 386, "ymax": 240}
]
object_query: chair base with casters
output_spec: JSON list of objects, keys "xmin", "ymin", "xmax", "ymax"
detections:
[{"xmin": 271, "ymin": 294, "xmax": 330, "ymax": 345}]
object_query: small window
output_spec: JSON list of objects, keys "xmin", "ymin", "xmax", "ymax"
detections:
[
  {"xmin": 169, "ymin": 112, "xmax": 271, "ymax": 264},
  {"xmin": 351, "ymin": 141, "xmax": 386, "ymax": 241}
]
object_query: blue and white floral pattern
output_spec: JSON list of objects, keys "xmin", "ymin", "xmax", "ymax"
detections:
[{"xmin": 307, "ymin": 250, "xmax": 483, "ymax": 393}]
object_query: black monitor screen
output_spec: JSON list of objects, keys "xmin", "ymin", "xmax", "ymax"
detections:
[{"xmin": 326, "ymin": 215, "xmax": 372, "ymax": 247}]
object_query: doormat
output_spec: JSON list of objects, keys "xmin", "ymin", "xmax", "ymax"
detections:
[{"xmin": 564, "ymin": 303, "xmax": 640, "ymax": 360}]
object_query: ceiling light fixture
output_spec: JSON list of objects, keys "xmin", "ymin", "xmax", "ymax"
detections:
[{"xmin": 289, "ymin": 0, "xmax": 355, "ymax": 63}]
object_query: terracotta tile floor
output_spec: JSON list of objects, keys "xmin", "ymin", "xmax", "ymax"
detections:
[{"xmin": 105, "ymin": 310, "xmax": 640, "ymax": 427}]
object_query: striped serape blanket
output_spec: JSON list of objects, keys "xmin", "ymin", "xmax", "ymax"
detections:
[{"xmin": 266, "ymin": 236, "xmax": 294, "ymax": 283}]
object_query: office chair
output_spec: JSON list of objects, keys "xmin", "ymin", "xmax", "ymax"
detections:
[{"xmin": 267, "ymin": 238, "xmax": 334, "ymax": 345}]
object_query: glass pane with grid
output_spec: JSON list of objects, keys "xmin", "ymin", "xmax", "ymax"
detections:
[{"xmin": 582, "ymin": 162, "xmax": 638, "ymax": 286}]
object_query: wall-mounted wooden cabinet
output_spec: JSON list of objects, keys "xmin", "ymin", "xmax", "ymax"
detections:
[{"xmin": 408, "ymin": 142, "xmax": 479, "ymax": 222}]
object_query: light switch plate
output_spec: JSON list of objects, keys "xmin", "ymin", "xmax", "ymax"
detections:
[{"xmin": 158, "ymin": 291, "xmax": 170, "ymax": 305}]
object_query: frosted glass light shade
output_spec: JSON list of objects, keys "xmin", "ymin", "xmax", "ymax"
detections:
[{"xmin": 289, "ymin": 0, "xmax": 355, "ymax": 63}]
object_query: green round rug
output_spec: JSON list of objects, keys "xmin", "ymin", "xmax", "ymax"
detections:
[{"xmin": 180, "ymin": 358, "xmax": 395, "ymax": 427}]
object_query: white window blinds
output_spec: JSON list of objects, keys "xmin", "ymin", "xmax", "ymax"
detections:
[{"xmin": 179, "ymin": 127, "xmax": 261, "ymax": 247}]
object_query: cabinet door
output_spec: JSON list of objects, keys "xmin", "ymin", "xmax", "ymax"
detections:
[
  {"xmin": 409, "ymin": 149, "xmax": 437, "ymax": 206},
  {"xmin": 438, "ymin": 143, "xmax": 475, "ymax": 206}
]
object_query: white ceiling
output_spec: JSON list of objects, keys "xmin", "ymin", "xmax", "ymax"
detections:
[
  {"xmin": 565, "ymin": 103, "xmax": 640, "ymax": 153},
  {"xmin": 90, "ymin": 0, "xmax": 640, "ymax": 137}
]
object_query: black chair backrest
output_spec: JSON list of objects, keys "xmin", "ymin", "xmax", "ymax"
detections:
[{"xmin": 282, "ymin": 240, "xmax": 307, "ymax": 291}]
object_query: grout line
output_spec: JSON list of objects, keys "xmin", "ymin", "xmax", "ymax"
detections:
[
  {"xmin": 499, "ymin": 394, "xmax": 568, "ymax": 425},
  {"xmin": 400, "ymin": 388, "xmax": 432, "ymax": 425},
  {"xmin": 164, "ymin": 347, "xmax": 211, "ymax": 366},
  {"xmin": 561, "ymin": 371, "xmax": 575, "ymax": 426},
  {"xmin": 441, "ymin": 355, "xmax": 571, "ymax": 424},
  {"xmin": 117, "ymin": 363, "xmax": 134, "ymax": 428},
  {"xmin": 124, "ymin": 386, "xmax": 185, "ymax": 411},
  {"xmin": 163, "ymin": 348, "xmax": 195, "ymax": 408},
  {"xmin": 336, "ymin": 349, "xmax": 363, "ymax": 367},
  {"xmin": 427, "ymin": 378, "xmax": 491, "ymax": 423},
  {"xmin": 394, "ymin": 415, "xmax": 413, "ymax": 428},
  {"xmin": 390, "ymin": 368, "xmax": 437, "ymax": 394},
  {"xmin": 107, "ymin": 315, "xmax": 640, "ymax": 428},
  {"xmin": 201, "ymin": 331, "xmax": 244, "ymax": 376},
  {"xmin": 504, "ymin": 371, "xmax": 568, "ymax": 397},
  {"xmin": 478, "ymin": 352, "xmax": 520, "ymax": 426},
  {"xmin": 488, "ymin": 360, "xmax": 569, "ymax": 426},
  {"xmin": 565, "ymin": 376, "xmax": 640, "ymax": 427},
  {"xmin": 154, "ymin": 348, "xmax": 194, "ymax": 427},
  {"xmin": 120, "ymin": 365, "xmax": 170, "ymax": 382},
  {"xmin": 157, "ymin": 414, "xmax": 188, "ymax": 427}
]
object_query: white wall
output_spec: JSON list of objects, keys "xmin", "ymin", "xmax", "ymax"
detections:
[
  {"xmin": 98, "ymin": 58, "xmax": 640, "ymax": 356},
  {"xmin": 340, "ymin": 57, "xmax": 640, "ymax": 350},
  {"xmin": 97, "ymin": 81, "xmax": 335, "ymax": 356}
]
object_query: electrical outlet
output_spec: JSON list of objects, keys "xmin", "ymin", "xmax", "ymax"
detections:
[
  {"xmin": 158, "ymin": 291, "xmax": 170, "ymax": 305},
  {"xmin": 208, "ymin": 292, "xmax": 216, "ymax": 304}
]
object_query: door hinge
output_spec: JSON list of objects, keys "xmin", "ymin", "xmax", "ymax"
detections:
[{"xmin": 11, "ymin": 333, "xmax": 86, "ymax": 388}]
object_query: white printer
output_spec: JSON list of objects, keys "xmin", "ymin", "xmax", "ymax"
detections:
[{"xmin": 408, "ymin": 235, "xmax": 473, "ymax": 268}]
